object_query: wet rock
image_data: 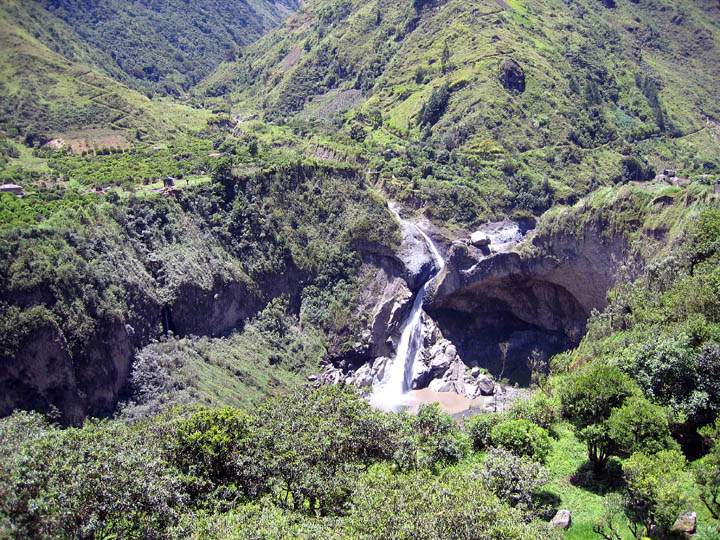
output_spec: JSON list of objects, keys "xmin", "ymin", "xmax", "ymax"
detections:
[
  {"xmin": 470, "ymin": 231, "xmax": 491, "ymax": 248},
  {"xmin": 429, "ymin": 379, "xmax": 461, "ymax": 393},
  {"xmin": 476, "ymin": 374, "xmax": 495, "ymax": 396},
  {"xmin": 499, "ymin": 58, "xmax": 525, "ymax": 94},
  {"xmin": 348, "ymin": 363, "xmax": 374, "ymax": 388},
  {"xmin": 369, "ymin": 278, "xmax": 413, "ymax": 357},
  {"xmin": 391, "ymin": 210, "xmax": 437, "ymax": 292},
  {"xmin": 671, "ymin": 512, "xmax": 696, "ymax": 537},
  {"xmin": 551, "ymin": 509, "xmax": 572, "ymax": 529}
]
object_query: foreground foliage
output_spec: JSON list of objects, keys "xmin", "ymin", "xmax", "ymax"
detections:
[{"xmin": 0, "ymin": 387, "xmax": 557, "ymax": 539}]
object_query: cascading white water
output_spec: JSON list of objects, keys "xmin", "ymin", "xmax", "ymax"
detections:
[{"xmin": 370, "ymin": 203, "xmax": 445, "ymax": 411}]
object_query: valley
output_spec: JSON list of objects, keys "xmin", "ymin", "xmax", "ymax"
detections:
[{"xmin": 1, "ymin": 0, "xmax": 720, "ymax": 538}]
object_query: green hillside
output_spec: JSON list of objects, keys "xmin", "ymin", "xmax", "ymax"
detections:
[
  {"xmin": 0, "ymin": 1, "xmax": 211, "ymax": 141},
  {"xmin": 200, "ymin": 0, "xmax": 720, "ymax": 225},
  {"xmin": 1, "ymin": 1, "xmax": 720, "ymax": 538},
  {"xmin": 33, "ymin": 0, "xmax": 300, "ymax": 96}
]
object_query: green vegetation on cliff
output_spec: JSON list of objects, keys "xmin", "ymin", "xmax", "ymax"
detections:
[{"xmin": 200, "ymin": 0, "xmax": 720, "ymax": 225}]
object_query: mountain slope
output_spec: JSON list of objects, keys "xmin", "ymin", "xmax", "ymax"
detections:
[
  {"xmin": 33, "ymin": 0, "xmax": 300, "ymax": 96},
  {"xmin": 0, "ymin": 1, "xmax": 211, "ymax": 140},
  {"xmin": 200, "ymin": 0, "xmax": 720, "ymax": 225}
]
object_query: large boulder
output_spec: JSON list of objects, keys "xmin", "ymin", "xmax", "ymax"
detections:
[
  {"xmin": 551, "ymin": 509, "xmax": 572, "ymax": 529},
  {"xmin": 470, "ymin": 231, "xmax": 491, "ymax": 248},
  {"xmin": 476, "ymin": 374, "xmax": 495, "ymax": 396},
  {"xmin": 499, "ymin": 58, "xmax": 525, "ymax": 94},
  {"xmin": 429, "ymin": 379, "xmax": 462, "ymax": 393}
]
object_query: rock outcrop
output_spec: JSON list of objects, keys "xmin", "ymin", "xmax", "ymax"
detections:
[
  {"xmin": 671, "ymin": 512, "xmax": 697, "ymax": 538},
  {"xmin": 426, "ymin": 218, "xmax": 634, "ymax": 384},
  {"xmin": 551, "ymin": 510, "xmax": 572, "ymax": 529},
  {"xmin": 499, "ymin": 58, "xmax": 526, "ymax": 94}
]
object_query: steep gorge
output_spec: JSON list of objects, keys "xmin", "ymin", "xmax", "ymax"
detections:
[{"xmin": 338, "ymin": 185, "xmax": 688, "ymax": 397}]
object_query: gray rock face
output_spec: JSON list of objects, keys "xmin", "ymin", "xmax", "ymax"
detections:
[
  {"xmin": 344, "ymin": 356, "xmax": 390, "ymax": 388},
  {"xmin": 472, "ymin": 220, "xmax": 527, "ymax": 252},
  {"xmin": 369, "ymin": 278, "xmax": 413, "ymax": 357},
  {"xmin": 551, "ymin": 509, "xmax": 572, "ymax": 529},
  {"xmin": 470, "ymin": 231, "xmax": 491, "ymax": 247},
  {"xmin": 426, "ymin": 217, "xmax": 637, "ymax": 384},
  {"xmin": 393, "ymin": 213, "xmax": 439, "ymax": 292}
]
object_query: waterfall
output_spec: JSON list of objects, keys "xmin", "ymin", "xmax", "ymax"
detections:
[{"xmin": 370, "ymin": 203, "xmax": 445, "ymax": 411}]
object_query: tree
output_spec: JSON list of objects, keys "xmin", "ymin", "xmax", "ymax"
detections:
[
  {"xmin": 418, "ymin": 83, "xmax": 450, "ymax": 127},
  {"xmin": 441, "ymin": 41, "xmax": 451, "ymax": 74},
  {"xmin": 413, "ymin": 0, "xmax": 431, "ymax": 14},
  {"xmin": 622, "ymin": 450, "xmax": 692, "ymax": 538},
  {"xmin": 606, "ymin": 396, "xmax": 677, "ymax": 458},
  {"xmin": 167, "ymin": 407, "xmax": 256, "ymax": 501},
  {"xmin": 466, "ymin": 412, "xmax": 506, "ymax": 451},
  {"xmin": 559, "ymin": 363, "xmax": 639, "ymax": 473},
  {"xmin": 393, "ymin": 404, "xmax": 468, "ymax": 471},
  {"xmin": 695, "ymin": 419, "xmax": 720, "ymax": 519},
  {"xmin": 480, "ymin": 448, "xmax": 549, "ymax": 512},
  {"xmin": 246, "ymin": 386, "xmax": 399, "ymax": 515},
  {"xmin": 0, "ymin": 418, "xmax": 183, "ymax": 539},
  {"xmin": 490, "ymin": 419, "xmax": 552, "ymax": 462}
]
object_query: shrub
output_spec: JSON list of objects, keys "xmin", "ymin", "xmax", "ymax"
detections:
[
  {"xmin": 606, "ymin": 396, "xmax": 677, "ymax": 457},
  {"xmin": 247, "ymin": 386, "xmax": 400, "ymax": 514},
  {"xmin": 348, "ymin": 465, "xmax": 554, "ymax": 539},
  {"xmin": 490, "ymin": 419, "xmax": 552, "ymax": 462},
  {"xmin": 0, "ymin": 418, "xmax": 183, "ymax": 539},
  {"xmin": 623, "ymin": 450, "xmax": 692, "ymax": 537},
  {"xmin": 695, "ymin": 419, "xmax": 720, "ymax": 520},
  {"xmin": 509, "ymin": 394, "xmax": 559, "ymax": 432},
  {"xmin": 167, "ymin": 407, "xmax": 254, "ymax": 500},
  {"xmin": 394, "ymin": 404, "xmax": 469, "ymax": 471},
  {"xmin": 418, "ymin": 83, "xmax": 450, "ymax": 127},
  {"xmin": 480, "ymin": 448, "xmax": 550, "ymax": 512},
  {"xmin": 465, "ymin": 413, "xmax": 506, "ymax": 451}
]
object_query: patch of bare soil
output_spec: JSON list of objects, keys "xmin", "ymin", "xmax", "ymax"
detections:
[
  {"xmin": 47, "ymin": 129, "xmax": 130, "ymax": 154},
  {"xmin": 278, "ymin": 45, "xmax": 303, "ymax": 72}
]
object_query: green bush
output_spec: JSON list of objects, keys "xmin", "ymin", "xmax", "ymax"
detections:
[
  {"xmin": 695, "ymin": 419, "xmax": 720, "ymax": 520},
  {"xmin": 167, "ymin": 407, "xmax": 254, "ymax": 501},
  {"xmin": 490, "ymin": 419, "xmax": 552, "ymax": 462},
  {"xmin": 466, "ymin": 413, "xmax": 507, "ymax": 451},
  {"xmin": 606, "ymin": 396, "xmax": 677, "ymax": 457},
  {"xmin": 508, "ymin": 394, "xmax": 559, "ymax": 432},
  {"xmin": 394, "ymin": 404, "xmax": 469, "ymax": 471},
  {"xmin": 0, "ymin": 417, "xmax": 183, "ymax": 539},
  {"xmin": 623, "ymin": 450, "xmax": 692, "ymax": 536},
  {"xmin": 480, "ymin": 448, "xmax": 549, "ymax": 512},
  {"xmin": 347, "ymin": 466, "xmax": 554, "ymax": 540}
]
